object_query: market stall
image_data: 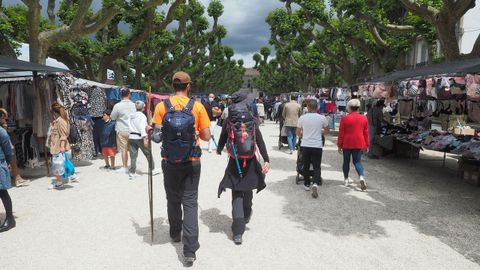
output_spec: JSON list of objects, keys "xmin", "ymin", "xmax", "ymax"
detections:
[{"xmin": 355, "ymin": 57, "xmax": 480, "ymax": 185}]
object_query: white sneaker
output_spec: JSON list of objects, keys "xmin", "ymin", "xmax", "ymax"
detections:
[
  {"xmin": 49, "ymin": 182, "xmax": 63, "ymax": 190},
  {"xmin": 303, "ymin": 185, "xmax": 311, "ymax": 191},
  {"xmin": 359, "ymin": 176, "xmax": 367, "ymax": 191},
  {"xmin": 312, "ymin": 184, "xmax": 318, "ymax": 198},
  {"xmin": 115, "ymin": 167, "xmax": 128, "ymax": 174},
  {"xmin": 69, "ymin": 174, "xmax": 79, "ymax": 182},
  {"xmin": 152, "ymin": 168, "xmax": 162, "ymax": 176},
  {"xmin": 344, "ymin": 178, "xmax": 351, "ymax": 186},
  {"xmin": 129, "ymin": 173, "xmax": 139, "ymax": 180}
]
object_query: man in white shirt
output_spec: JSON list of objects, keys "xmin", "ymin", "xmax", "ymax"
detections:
[
  {"xmin": 296, "ymin": 99, "xmax": 329, "ymax": 198},
  {"xmin": 127, "ymin": 101, "xmax": 160, "ymax": 178},
  {"xmin": 111, "ymin": 88, "xmax": 136, "ymax": 173}
]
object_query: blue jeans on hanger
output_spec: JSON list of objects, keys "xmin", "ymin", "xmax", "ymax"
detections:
[
  {"xmin": 342, "ymin": 149, "xmax": 364, "ymax": 179},
  {"xmin": 286, "ymin": 126, "xmax": 296, "ymax": 151}
]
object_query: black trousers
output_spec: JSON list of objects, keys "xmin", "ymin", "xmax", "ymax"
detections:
[
  {"xmin": 92, "ymin": 117, "xmax": 104, "ymax": 155},
  {"xmin": 231, "ymin": 190, "xmax": 253, "ymax": 236},
  {"xmin": 300, "ymin": 147, "xmax": 323, "ymax": 186},
  {"xmin": 0, "ymin": 189, "xmax": 13, "ymax": 219},
  {"xmin": 162, "ymin": 160, "xmax": 201, "ymax": 257}
]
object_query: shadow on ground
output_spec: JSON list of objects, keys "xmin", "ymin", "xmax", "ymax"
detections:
[
  {"xmin": 268, "ymin": 143, "xmax": 480, "ymax": 264},
  {"xmin": 200, "ymin": 208, "xmax": 233, "ymax": 240},
  {"xmin": 132, "ymin": 217, "xmax": 184, "ymax": 265}
]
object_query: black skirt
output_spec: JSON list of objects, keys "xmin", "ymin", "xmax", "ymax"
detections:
[{"xmin": 217, "ymin": 157, "xmax": 266, "ymax": 197}]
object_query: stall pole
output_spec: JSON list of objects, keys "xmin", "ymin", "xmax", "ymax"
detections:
[
  {"xmin": 33, "ymin": 72, "xmax": 51, "ymax": 176},
  {"xmin": 443, "ymin": 150, "xmax": 447, "ymax": 168},
  {"xmin": 146, "ymin": 86, "xmax": 152, "ymax": 125}
]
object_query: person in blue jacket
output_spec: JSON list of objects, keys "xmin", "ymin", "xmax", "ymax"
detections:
[
  {"xmin": 0, "ymin": 108, "xmax": 15, "ymax": 232},
  {"xmin": 100, "ymin": 110, "xmax": 117, "ymax": 170}
]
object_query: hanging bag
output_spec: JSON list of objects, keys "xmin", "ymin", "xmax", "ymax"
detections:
[{"xmin": 63, "ymin": 154, "xmax": 75, "ymax": 181}]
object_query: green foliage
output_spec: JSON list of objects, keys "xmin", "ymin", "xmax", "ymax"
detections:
[{"xmin": 207, "ymin": 0, "xmax": 224, "ymax": 19}]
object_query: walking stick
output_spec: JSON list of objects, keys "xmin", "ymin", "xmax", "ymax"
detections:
[
  {"xmin": 147, "ymin": 129, "xmax": 154, "ymax": 245},
  {"xmin": 231, "ymin": 143, "xmax": 243, "ymax": 178}
]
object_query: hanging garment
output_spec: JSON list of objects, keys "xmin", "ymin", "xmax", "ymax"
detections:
[
  {"xmin": 72, "ymin": 119, "xmax": 95, "ymax": 161},
  {"xmin": 84, "ymin": 87, "xmax": 107, "ymax": 118}
]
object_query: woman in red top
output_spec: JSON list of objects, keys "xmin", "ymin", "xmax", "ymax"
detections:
[{"xmin": 337, "ymin": 99, "xmax": 369, "ymax": 191}]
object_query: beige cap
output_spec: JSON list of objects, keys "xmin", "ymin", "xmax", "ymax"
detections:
[{"xmin": 172, "ymin": 71, "xmax": 192, "ymax": 84}]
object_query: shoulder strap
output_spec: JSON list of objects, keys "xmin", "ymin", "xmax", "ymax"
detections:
[
  {"xmin": 184, "ymin": 98, "xmax": 195, "ymax": 112},
  {"xmin": 164, "ymin": 99, "xmax": 174, "ymax": 111}
]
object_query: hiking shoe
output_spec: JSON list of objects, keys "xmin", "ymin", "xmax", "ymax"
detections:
[
  {"xmin": 233, "ymin": 234, "xmax": 243, "ymax": 245},
  {"xmin": 184, "ymin": 255, "xmax": 196, "ymax": 267},
  {"xmin": 359, "ymin": 177, "xmax": 367, "ymax": 191},
  {"xmin": 171, "ymin": 234, "xmax": 181, "ymax": 243},
  {"xmin": 312, "ymin": 184, "xmax": 318, "ymax": 198},
  {"xmin": 245, "ymin": 210, "xmax": 252, "ymax": 224},
  {"xmin": 303, "ymin": 185, "xmax": 310, "ymax": 191}
]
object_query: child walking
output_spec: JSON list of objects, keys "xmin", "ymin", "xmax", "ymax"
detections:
[{"xmin": 101, "ymin": 110, "xmax": 117, "ymax": 170}]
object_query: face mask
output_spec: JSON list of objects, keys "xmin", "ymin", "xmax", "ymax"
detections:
[{"xmin": 209, "ymin": 97, "xmax": 214, "ymax": 102}]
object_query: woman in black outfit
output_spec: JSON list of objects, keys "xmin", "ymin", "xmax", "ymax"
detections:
[{"xmin": 216, "ymin": 92, "xmax": 270, "ymax": 245}]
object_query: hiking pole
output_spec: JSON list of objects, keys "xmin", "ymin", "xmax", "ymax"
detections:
[
  {"xmin": 147, "ymin": 129, "xmax": 154, "ymax": 245},
  {"xmin": 211, "ymin": 135, "xmax": 219, "ymax": 149},
  {"xmin": 230, "ymin": 143, "xmax": 243, "ymax": 178}
]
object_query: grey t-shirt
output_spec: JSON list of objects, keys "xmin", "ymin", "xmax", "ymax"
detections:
[
  {"xmin": 297, "ymin": 113, "xmax": 329, "ymax": 148},
  {"xmin": 111, "ymin": 99, "xmax": 136, "ymax": 132}
]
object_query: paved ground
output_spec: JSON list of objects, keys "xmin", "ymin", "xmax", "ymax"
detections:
[{"xmin": 1, "ymin": 121, "xmax": 480, "ymax": 269}]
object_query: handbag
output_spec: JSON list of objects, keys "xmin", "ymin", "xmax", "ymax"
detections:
[
  {"xmin": 51, "ymin": 153, "xmax": 65, "ymax": 176},
  {"xmin": 63, "ymin": 154, "xmax": 75, "ymax": 180},
  {"xmin": 432, "ymin": 101, "xmax": 443, "ymax": 117}
]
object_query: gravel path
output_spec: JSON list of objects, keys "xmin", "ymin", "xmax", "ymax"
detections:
[{"xmin": 1, "ymin": 121, "xmax": 479, "ymax": 269}]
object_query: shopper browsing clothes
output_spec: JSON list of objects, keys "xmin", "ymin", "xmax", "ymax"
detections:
[
  {"xmin": 337, "ymin": 99, "xmax": 369, "ymax": 191},
  {"xmin": 48, "ymin": 103, "xmax": 72, "ymax": 189},
  {"xmin": 296, "ymin": 99, "xmax": 329, "ymax": 198},
  {"xmin": 203, "ymin": 93, "xmax": 221, "ymax": 153},
  {"xmin": 282, "ymin": 95, "xmax": 302, "ymax": 154},
  {"xmin": 100, "ymin": 109, "xmax": 116, "ymax": 170},
  {"xmin": 128, "ymin": 101, "xmax": 159, "ymax": 179},
  {"xmin": 111, "ymin": 87, "xmax": 136, "ymax": 173},
  {"xmin": 216, "ymin": 91, "xmax": 270, "ymax": 245},
  {"xmin": 0, "ymin": 108, "xmax": 15, "ymax": 232},
  {"xmin": 367, "ymin": 100, "xmax": 385, "ymax": 159},
  {"xmin": 151, "ymin": 71, "xmax": 211, "ymax": 266},
  {"xmin": 0, "ymin": 108, "xmax": 26, "ymax": 187}
]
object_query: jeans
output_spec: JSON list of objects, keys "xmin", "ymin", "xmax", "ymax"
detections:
[
  {"xmin": 128, "ymin": 139, "xmax": 154, "ymax": 173},
  {"xmin": 342, "ymin": 149, "xmax": 365, "ymax": 179},
  {"xmin": 286, "ymin": 126, "xmax": 296, "ymax": 150},
  {"xmin": 368, "ymin": 125, "xmax": 377, "ymax": 158},
  {"xmin": 300, "ymin": 147, "xmax": 323, "ymax": 186},
  {"xmin": 162, "ymin": 160, "xmax": 201, "ymax": 257},
  {"xmin": 231, "ymin": 190, "xmax": 253, "ymax": 236}
]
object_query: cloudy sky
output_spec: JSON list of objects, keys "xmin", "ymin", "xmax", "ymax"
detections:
[{"xmin": 5, "ymin": 0, "xmax": 284, "ymax": 68}]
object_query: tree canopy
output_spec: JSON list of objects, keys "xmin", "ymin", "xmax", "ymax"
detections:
[{"xmin": 0, "ymin": 0, "xmax": 245, "ymax": 93}]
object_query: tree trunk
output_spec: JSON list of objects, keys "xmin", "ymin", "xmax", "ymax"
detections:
[
  {"xmin": 26, "ymin": 1, "xmax": 47, "ymax": 64},
  {"xmin": 134, "ymin": 61, "xmax": 143, "ymax": 89},
  {"xmin": 436, "ymin": 16, "xmax": 460, "ymax": 61},
  {"xmin": 113, "ymin": 64, "xmax": 124, "ymax": 85}
]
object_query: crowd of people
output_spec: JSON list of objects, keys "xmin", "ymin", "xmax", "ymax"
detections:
[{"xmin": 0, "ymin": 71, "xmax": 373, "ymax": 267}]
